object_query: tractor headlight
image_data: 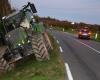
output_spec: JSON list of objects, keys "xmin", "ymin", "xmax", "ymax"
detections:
[
  {"xmin": 22, "ymin": 40, "xmax": 25, "ymax": 44},
  {"xmin": 28, "ymin": 40, "xmax": 30, "ymax": 43},
  {"xmin": 18, "ymin": 43, "xmax": 21, "ymax": 46}
]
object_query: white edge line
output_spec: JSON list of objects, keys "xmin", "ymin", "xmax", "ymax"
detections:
[
  {"xmin": 75, "ymin": 39, "xmax": 100, "ymax": 54},
  {"xmin": 59, "ymin": 46, "xmax": 63, "ymax": 53},
  {"xmin": 65, "ymin": 63, "xmax": 74, "ymax": 80}
]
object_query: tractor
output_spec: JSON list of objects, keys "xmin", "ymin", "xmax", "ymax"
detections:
[{"xmin": 0, "ymin": 2, "xmax": 51, "ymax": 70}]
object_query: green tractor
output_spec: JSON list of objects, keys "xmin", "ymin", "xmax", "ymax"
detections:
[{"xmin": 0, "ymin": 2, "xmax": 51, "ymax": 67}]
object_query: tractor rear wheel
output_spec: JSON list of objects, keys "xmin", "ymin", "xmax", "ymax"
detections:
[{"xmin": 31, "ymin": 33, "xmax": 49, "ymax": 61}]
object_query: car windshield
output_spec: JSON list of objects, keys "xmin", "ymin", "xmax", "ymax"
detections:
[{"xmin": 5, "ymin": 28, "xmax": 27, "ymax": 48}]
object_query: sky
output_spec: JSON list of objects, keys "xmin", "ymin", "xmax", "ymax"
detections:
[{"xmin": 10, "ymin": 0, "xmax": 100, "ymax": 25}]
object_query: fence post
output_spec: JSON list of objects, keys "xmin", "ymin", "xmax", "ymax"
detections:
[{"xmin": 95, "ymin": 33, "xmax": 98, "ymax": 39}]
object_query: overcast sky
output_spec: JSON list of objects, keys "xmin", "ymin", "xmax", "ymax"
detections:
[{"xmin": 10, "ymin": 0, "xmax": 100, "ymax": 24}]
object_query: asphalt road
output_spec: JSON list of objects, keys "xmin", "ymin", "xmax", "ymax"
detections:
[{"xmin": 51, "ymin": 30, "xmax": 100, "ymax": 80}]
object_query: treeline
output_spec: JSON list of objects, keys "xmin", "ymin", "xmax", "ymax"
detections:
[
  {"xmin": 39, "ymin": 17, "xmax": 72, "ymax": 30},
  {"xmin": 39, "ymin": 16, "xmax": 100, "ymax": 33}
]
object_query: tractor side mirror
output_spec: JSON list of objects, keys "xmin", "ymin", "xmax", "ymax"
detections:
[{"xmin": 30, "ymin": 3, "xmax": 37, "ymax": 13}]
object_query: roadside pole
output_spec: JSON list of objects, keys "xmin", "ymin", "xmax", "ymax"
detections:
[
  {"xmin": 71, "ymin": 22, "xmax": 75, "ymax": 33},
  {"xmin": 72, "ymin": 29, "xmax": 74, "ymax": 32},
  {"xmin": 63, "ymin": 28, "xmax": 64, "ymax": 32},
  {"xmin": 95, "ymin": 33, "xmax": 98, "ymax": 39}
]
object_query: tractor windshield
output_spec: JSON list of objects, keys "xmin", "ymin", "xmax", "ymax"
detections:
[{"xmin": 5, "ymin": 27, "xmax": 27, "ymax": 49}]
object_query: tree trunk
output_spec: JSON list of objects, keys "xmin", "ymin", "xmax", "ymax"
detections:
[{"xmin": 0, "ymin": 0, "xmax": 12, "ymax": 17}]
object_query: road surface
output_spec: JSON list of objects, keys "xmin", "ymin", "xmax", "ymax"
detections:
[{"xmin": 51, "ymin": 30, "xmax": 100, "ymax": 80}]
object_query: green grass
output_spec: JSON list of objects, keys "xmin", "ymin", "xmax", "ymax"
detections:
[{"xmin": 0, "ymin": 34, "xmax": 66, "ymax": 80}]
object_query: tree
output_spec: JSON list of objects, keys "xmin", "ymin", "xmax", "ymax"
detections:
[{"xmin": 0, "ymin": 0, "xmax": 12, "ymax": 17}]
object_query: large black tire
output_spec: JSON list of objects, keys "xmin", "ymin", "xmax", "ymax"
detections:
[
  {"xmin": 31, "ymin": 33, "xmax": 49, "ymax": 61},
  {"xmin": 0, "ymin": 57, "xmax": 13, "ymax": 73}
]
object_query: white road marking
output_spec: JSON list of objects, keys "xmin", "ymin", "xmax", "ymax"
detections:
[
  {"xmin": 65, "ymin": 63, "xmax": 74, "ymax": 80},
  {"xmin": 59, "ymin": 46, "xmax": 63, "ymax": 53},
  {"xmin": 57, "ymin": 40, "xmax": 59, "ymax": 43},
  {"xmin": 75, "ymin": 39, "xmax": 100, "ymax": 54}
]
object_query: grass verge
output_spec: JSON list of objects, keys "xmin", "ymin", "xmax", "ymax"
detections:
[
  {"xmin": 0, "ymin": 33, "xmax": 66, "ymax": 80},
  {"xmin": 91, "ymin": 33, "xmax": 100, "ymax": 42}
]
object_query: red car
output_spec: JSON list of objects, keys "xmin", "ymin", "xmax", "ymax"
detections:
[{"xmin": 78, "ymin": 28, "xmax": 91, "ymax": 39}]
